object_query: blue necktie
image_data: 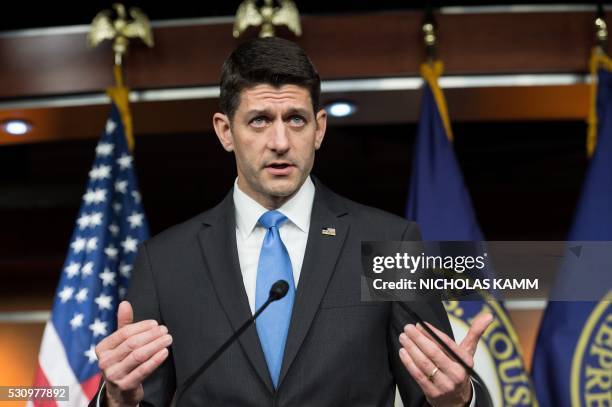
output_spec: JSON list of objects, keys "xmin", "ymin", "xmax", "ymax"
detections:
[{"xmin": 255, "ymin": 210, "xmax": 296, "ymax": 388}]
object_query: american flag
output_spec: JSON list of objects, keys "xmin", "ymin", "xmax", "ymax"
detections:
[{"xmin": 29, "ymin": 103, "xmax": 149, "ymax": 406}]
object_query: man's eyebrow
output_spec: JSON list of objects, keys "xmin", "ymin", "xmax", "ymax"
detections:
[
  {"xmin": 244, "ymin": 108, "xmax": 273, "ymax": 117},
  {"xmin": 244, "ymin": 107, "xmax": 312, "ymax": 117},
  {"xmin": 283, "ymin": 108, "xmax": 311, "ymax": 117}
]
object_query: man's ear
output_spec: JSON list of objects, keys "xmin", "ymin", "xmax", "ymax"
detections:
[
  {"xmin": 213, "ymin": 112, "xmax": 234, "ymax": 152},
  {"xmin": 314, "ymin": 108, "xmax": 327, "ymax": 150}
]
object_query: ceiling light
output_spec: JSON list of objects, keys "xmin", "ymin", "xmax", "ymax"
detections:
[
  {"xmin": 325, "ymin": 101, "xmax": 357, "ymax": 118},
  {"xmin": 2, "ymin": 119, "xmax": 32, "ymax": 136}
]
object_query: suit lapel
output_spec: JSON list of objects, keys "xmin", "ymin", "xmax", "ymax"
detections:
[
  {"xmin": 278, "ymin": 182, "xmax": 350, "ymax": 387},
  {"xmin": 196, "ymin": 192, "xmax": 275, "ymax": 393}
]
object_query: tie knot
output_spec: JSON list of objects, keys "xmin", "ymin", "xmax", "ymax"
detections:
[{"xmin": 258, "ymin": 210, "xmax": 288, "ymax": 229}]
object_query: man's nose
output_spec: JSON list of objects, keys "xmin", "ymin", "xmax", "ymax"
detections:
[{"xmin": 268, "ymin": 120, "xmax": 290, "ymax": 153}]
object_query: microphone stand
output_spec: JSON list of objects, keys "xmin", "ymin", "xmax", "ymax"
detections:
[{"xmin": 175, "ymin": 280, "xmax": 288, "ymax": 405}]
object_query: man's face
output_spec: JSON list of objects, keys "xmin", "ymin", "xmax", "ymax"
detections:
[{"xmin": 213, "ymin": 84, "xmax": 327, "ymax": 208}]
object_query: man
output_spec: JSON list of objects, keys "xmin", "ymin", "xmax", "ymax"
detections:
[{"xmin": 92, "ymin": 37, "xmax": 492, "ymax": 407}]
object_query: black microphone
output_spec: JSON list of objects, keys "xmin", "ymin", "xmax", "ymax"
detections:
[
  {"xmin": 176, "ymin": 280, "xmax": 289, "ymax": 404},
  {"xmin": 395, "ymin": 302, "xmax": 494, "ymax": 407}
]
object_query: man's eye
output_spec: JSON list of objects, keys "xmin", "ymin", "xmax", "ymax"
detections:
[
  {"xmin": 250, "ymin": 117, "xmax": 268, "ymax": 127},
  {"xmin": 289, "ymin": 116, "xmax": 305, "ymax": 126}
]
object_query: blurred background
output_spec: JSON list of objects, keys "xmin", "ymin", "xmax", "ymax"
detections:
[{"xmin": 1, "ymin": 1, "xmax": 610, "ymax": 406}]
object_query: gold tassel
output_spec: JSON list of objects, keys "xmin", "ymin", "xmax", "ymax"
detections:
[
  {"xmin": 420, "ymin": 60, "xmax": 453, "ymax": 142},
  {"xmin": 105, "ymin": 65, "xmax": 135, "ymax": 151},
  {"xmin": 587, "ymin": 48, "xmax": 612, "ymax": 157}
]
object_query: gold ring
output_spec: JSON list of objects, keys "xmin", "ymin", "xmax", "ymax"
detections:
[{"xmin": 427, "ymin": 367, "xmax": 439, "ymax": 381}]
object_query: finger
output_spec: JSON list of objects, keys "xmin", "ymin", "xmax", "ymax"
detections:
[
  {"xmin": 114, "ymin": 347, "xmax": 170, "ymax": 392},
  {"xmin": 405, "ymin": 324, "xmax": 452, "ymax": 370},
  {"xmin": 418, "ymin": 322, "xmax": 473, "ymax": 369},
  {"xmin": 460, "ymin": 312, "xmax": 493, "ymax": 355},
  {"xmin": 98, "ymin": 325, "xmax": 169, "ymax": 370},
  {"xmin": 398, "ymin": 347, "xmax": 440, "ymax": 398},
  {"xmin": 399, "ymin": 333, "xmax": 455, "ymax": 395},
  {"xmin": 117, "ymin": 301, "xmax": 134, "ymax": 330},
  {"xmin": 97, "ymin": 319, "xmax": 159, "ymax": 352},
  {"xmin": 413, "ymin": 324, "xmax": 472, "ymax": 385},
  {"xmin": 105, "ymin": 333, "xmax": 173, "ymax": 383},
  {"xmin": 404, "ymin": 325, "xmax": 465, "ymax": 385}
]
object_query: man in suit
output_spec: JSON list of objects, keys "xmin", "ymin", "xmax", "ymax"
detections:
[{"xmin": 92, "ymin": 37, "xmax": 492, "ymax": 407}]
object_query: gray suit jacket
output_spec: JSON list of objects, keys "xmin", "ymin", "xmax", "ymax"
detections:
[{"xmin": 92, "ymin": 180, "xmax": 488, "ymax": 406}]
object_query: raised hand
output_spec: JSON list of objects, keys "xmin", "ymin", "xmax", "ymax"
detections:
[
  {"xmin": 95, "ymin": 301, "xmax": 172, "ymax": 407},
  {"xmin": 398, "ymin": 312, "xmax": 493, "ymax": 407}
]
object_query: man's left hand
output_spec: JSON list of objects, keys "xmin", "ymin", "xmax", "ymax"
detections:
[{"xmin": 398, "ymin": 312, "xmax": 493, "ymax": 407}]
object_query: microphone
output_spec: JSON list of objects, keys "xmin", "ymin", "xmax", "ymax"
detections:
[
  {"xmin": 176, "ymin": 279, "xmax": 289, "ymax": 404},
  {"xmin": 395, "ymin": 302, "xmax": 494, "ymax": 407}
]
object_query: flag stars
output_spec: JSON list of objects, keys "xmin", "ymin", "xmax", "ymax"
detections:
[
  {"xmin": 99, "ymin": 268, "xmax": 117, "ymax": 286},
  {"xmin": 84, "ymin": 344, "xmax": 98, "ymax": 364},
  {"xmin": 105, "ymin": 245, "xmax": 118, "ymax": 260},
  {"xmin": 96, "ymin": 142, "xmax": 114, "ymax": 157},
  {"xmin": 132, "ymin": 191, "xmax": 141, "ymax": 204},
  {"xmin": 64, "ymin": 262, "xmax": 80, "ymax": 279},
  {"xmin": 89, "ymin": 212, "xmax": 103, "ymax": 228},
  {"xmin": 75, "ymin": 288, "xmax": 88, "ymax": 303},
  {"xmin": 118, "ymin": 287, "xmax": 127, "ymax": 300},
  {"xmin": 70, "ymin": 313, "xmax": 84, "ymax": 330},
  {"xmin": 77, "ymin": 214, "xmax": 91, "ymax": 229},
  {"xmin": 113, "ymin": 203, "xmax": 123, "ymax": 214},
  {"xmin": 121, "ymin": 236, "xmax": 138, "ymax": 253},
  {"xmin": 58, "ymin": 286, "xmax": 74, "ymax": 303},
  {"xmin": 117, "ymin": 154, "xmax": 133, "ymax": 170},
  {"xmin": 83, "ymin": 189, "xmax": 106, "ymax": 204},
  {"xmin": 128, "ymin": 212, "xmax": 144, "ymax": 229},
  {"xmin": 108, "ymin": 223, "xmax": 120, "ymax": 236},
  {"xmin": 77, "ymin": 212, "xmax": 104, "ymax": 229},
  {"xmin": 89, "ymin": 165, "xmax": 111, "ymax": 180},
  {"xmin": 115, "ymin": 180, "xmax": 128, "ymax": 194},
  {"xmin": 119, "ymin": 263, "xmax": 132, "ymax": 278},
  {"xmin": 95, "ymin": 293, "xmax": 113, "ymax": 311},
  {"xmin": 91, "ymin": 189, "xmax": 107, "ymax": 204},
  {"xmin": 81, "ymin": 261, "xmax": 94, "ymax": 277},
  {"xmin": 89, "ymin": 318, "xmax": 108, "ymax": 337},
  {"xmin": 83, "ymin": 190, "xmax": 96, "ymax": 204},
  {"xmin": 105, "ymin": 119, "xmax": 117, "ymax": 135},
  {"xmin": 86, "ymin": 237, "xmax": 98, "ymax": 252},
  {"xmin": 71, "ymin": 237, "xmax": 86, "ymax": 254}
]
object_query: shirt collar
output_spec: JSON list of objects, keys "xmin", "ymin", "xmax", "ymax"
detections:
[{"xmin": 233, "ymin": 176, "xmax": 315, "ymax": 238}]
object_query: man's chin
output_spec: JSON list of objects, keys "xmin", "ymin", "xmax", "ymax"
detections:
[{"xmin": 263, "ymin": 178, "xmax": 302, "ymax": 198}]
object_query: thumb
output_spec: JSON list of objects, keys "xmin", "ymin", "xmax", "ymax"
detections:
[
  {"xmin": 117, "ymin": 300, "xmax": 134, "ymax": 330},
  {"xmin": 460, "ymin": 312, "xmax": 493, "ymax": 355}
]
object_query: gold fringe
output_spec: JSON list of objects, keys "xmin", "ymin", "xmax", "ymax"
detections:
[
  {"xmin": 105, "ymin": 65, "xmax": 135, "ymax": 151},
  {"xmin": 421, "ymin": 60, "xmax": 453, "ymax": 142},
  {"xmin": 587, "ymin": 48, "xmax": 612, "ymax": 157}
]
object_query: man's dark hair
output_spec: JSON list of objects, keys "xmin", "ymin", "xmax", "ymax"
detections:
[{"xmin": 219, "ymin": 37, "xmax": 321, "ymax": 119}]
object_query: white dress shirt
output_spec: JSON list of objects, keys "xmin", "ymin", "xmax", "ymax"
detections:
[{"xmin": 233, "ymin": 176, "xmax": 314, "ymax": 314}]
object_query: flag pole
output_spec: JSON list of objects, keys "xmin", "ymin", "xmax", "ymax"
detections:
[
  {"xmin": 587, "ymin": 4, "xmax": 612, "ymax": 157},
  {"xmin": 420, "ymin": 6, "xmax": 453, "ymax": 141}
]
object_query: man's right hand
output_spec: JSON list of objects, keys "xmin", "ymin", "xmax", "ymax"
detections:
[{"xmin": 95, "ymin": 301, "xmax": 173, "ymax": 407}]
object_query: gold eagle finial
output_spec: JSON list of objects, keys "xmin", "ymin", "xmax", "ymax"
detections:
[
  {"xmin": 233, "ymin": 0, "xmax": 301, "ymax": 38},
  {"xmin": 88, "ymin": 3, "xmax": 154, "ymax": 66}
]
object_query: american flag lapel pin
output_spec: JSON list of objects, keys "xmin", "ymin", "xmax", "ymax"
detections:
[{"xmin": 321, "ymin": 227, "xmax": 336, "ymax": 236}]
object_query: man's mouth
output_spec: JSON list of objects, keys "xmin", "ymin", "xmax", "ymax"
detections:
[
  {"xmin": 265, "ymin": 162, "xmax": 294, "ymax": 175},
  {"xmin": 269, "ymin": 163, "xmax": 290, "ymax": 169}
]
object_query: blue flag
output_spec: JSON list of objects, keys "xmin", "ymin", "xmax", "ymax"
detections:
[
  {"xmin": 532, "ymin": 63, "xmax": 612, "ymax": 407},
  {"xmin": 30, "ymin": 103, "xmax": 149, "ymax": 406},
  {"xmin": 406, "ymin": 62, "xmax": 536, "ymax": 406}
]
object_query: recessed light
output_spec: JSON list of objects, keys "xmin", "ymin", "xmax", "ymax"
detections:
[
  {"xmin": 2, "ymin": 119, "xmax": 32, "ymax": 136},
  {"xmin": 325, "ymin": 101, "xmax": 357, "ymax": 118}
]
